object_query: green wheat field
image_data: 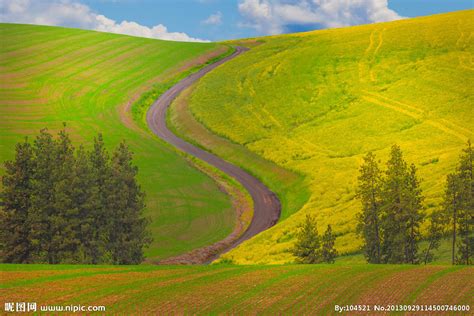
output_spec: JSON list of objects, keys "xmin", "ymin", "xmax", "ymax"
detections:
[
  {"xmin": 1, "ymin": 263, "xmax": 472, "ymax": 314},
  {"xmin": 0, "ymin": 24, "xmax": 235, "ymax": 261}
]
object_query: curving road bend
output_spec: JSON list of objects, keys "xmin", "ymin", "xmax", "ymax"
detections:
[{"xmin": 146, "ymin": 46, "xmax": 281, "ymax": 261}]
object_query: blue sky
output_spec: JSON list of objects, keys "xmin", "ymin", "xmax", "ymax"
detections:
[
  {"xmin": 82, "ymin": 0, "xmax": 474, "ymax": 40},
  {"xmin": 81, "ymin": 0, "xmax": 249, "ymax": 41},
  {"xmin": 1, "ymin": 0, "xmax": 472, "ymax": 42}
]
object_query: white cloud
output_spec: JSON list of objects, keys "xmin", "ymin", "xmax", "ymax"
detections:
[
  {"xmin": 95, "ymin": 15, "xmax": 209, "ymax": 42},
  {"xmin": 0, "ymin": 0, "xmax": 209, "ymax": 42},
  {"xmin": 202, "ymin": 11, "xmax": 223, "ymax": 25},
  {"xmin": 238, "ymin": 0, "xmax": 404, "ymax": 35}
]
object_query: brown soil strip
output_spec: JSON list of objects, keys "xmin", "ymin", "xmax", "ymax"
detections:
[
  {"xmin": 156, "ymin": 158, "xmax": 253, "ymax": 265},
  {"xmin": 146, "ymin": 46, "xmax": 281, "ymax": 263},
  {"xmin": 117, "ymin": 46, "xmax": 230, "ymax": 135},
  {"xmin": 356, "ymin": 266, "xmax": 444, "ymax": 306},
  {"xmin": 413, "ymin": 267, "xmax": 474, "ymax": 305}
]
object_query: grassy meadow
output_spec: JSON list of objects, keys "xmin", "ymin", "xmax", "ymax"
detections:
[
  {"xmin": 1, "ymin": 263, "xmax": 472, "ymax": 313},
  {"xmin": 173, "ymin": 10, "xmax": 474, "ymax": 263},
  {"xmin": 0, "ymin": 23, "xmax": 236, "ymax": 260}
]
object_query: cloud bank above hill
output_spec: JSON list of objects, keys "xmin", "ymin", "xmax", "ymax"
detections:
[
  {"xmin": 0, "ymin": 0, "xmax": 209, "ymax": 42},
  {"xmin": 202, "ymin": 11, "xmax": 223, "ymax": 25},
  {"xmin": 238, "ymin": 0, "xmax": 404, "ymax": 35}
]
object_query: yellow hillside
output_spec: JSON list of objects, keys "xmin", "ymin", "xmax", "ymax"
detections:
[{"xmin": 177, "ymin": 10, "xmax": 474, "ymax": 263}]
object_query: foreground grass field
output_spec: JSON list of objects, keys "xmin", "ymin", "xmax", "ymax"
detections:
[
  {"xmin": 0, "ymin": 24, "xmax": 235, "ymax": 260},
  {"xmin": 1, "ymin": 264, "xmax": 472, "ymax": 313},
  {"xmin": 177, "ymin": 10, "xmax": 474, "ymax": 263}
]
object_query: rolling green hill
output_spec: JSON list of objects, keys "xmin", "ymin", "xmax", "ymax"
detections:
[
  {"xmin": 0, "ymin": 23, "xmax": 236, "ymax": 260},
  {"xmin": 171, "ymin": 10, "xmax": 474, "ymax": 263},
  {"xmin": 1, "ymin": 263, "xmax": 472, "ymax": 313}
]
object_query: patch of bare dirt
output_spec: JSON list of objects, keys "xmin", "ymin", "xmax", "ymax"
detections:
[
  {"xmin": 117, "ymin": 46, "xmax": 230, "ymax": 135},
  {"xmin": 154, "ymin": 158, "xmax": 253, "ymax": 265}
]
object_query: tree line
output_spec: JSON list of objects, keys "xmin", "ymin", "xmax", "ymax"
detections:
[
  {"xmin": 291, "ymin": 214, "xmax": 338, "ymax": 264},
  {"xmin": 0, "ymin": 128, "xmax": 151, "ymax": 264},
  {"xmin": 357, "ymin": 142, "xmax": 473, "ymax": 265}
]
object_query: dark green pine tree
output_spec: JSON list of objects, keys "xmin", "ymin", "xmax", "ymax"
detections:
[
  {"xmin": 444, "ymin": 173, "xmax": 463, "ymax": 265},
  {"xmin": 457, "ymin": 208, "xmax": 472, "ymax": 265},
  {"xmin": 423, "ymin": 211, "xmax": 445, "ymax": 264},
  {"xmin": 292, "ymin": 214, "xmax": 321, "ymax": 264},
  {"xmin": 456, "ymin": 140, "xmax": 473, "ymax": 265},
  {"xmin": 356, "ymin": 152, "xmax": 382, "ymax": 263},
  {"xmin": 321, "ymin": 225, "xmax": 337, "ymax": 263},
  {"xmin": 0, "ymin": 138, "xmax": 34, "ymax": 263},
  {"xmin": 1, "ymin": 129, "xmax": 152, "ymax": 265},
  {"xmin": 444, "ymin": 141, "xmax": 473, "ymax": 265},
  {"xmin": 89, "ymin": 134, "xmax": 112, "ymax": 264},
  {"xmin": 29, "ymin": 129, "xmax": 57, "ymax": 263},
  {"xmin": 404, "ymin": 164, "xmax": 424, "ymax": 264},
  {"xmin": 106, "ymin": 141, "xmax": 151, "ymax": 264},
  {"xmin": 72, "ymin": 145, "xmax": 100, "ymax": 263},
  {"xmin": 50, "ymin": 128, "xmax": 80, "ymax": 263},
  {"xmin": 380, "ymin": 145, "xmax": 409, "ymax": 263}
]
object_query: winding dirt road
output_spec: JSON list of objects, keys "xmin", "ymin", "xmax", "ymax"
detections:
[{"xmin": 146, "ymin": 46, "xmax": 281, "ymax": 262}]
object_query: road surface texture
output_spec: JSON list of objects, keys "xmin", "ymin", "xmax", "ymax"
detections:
[{"xmin": 146, "ymin": 46, "xmax": 281, "ymax": 263}]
